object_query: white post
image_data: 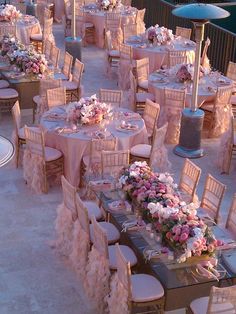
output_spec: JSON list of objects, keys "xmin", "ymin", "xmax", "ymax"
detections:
[
  {"xmin": 71, "ymin": 0, "xmax": 76, "ymax": 39},
  {"xmin": 190, "ymin": 22, "xmax": 205, "ymax": 112}
]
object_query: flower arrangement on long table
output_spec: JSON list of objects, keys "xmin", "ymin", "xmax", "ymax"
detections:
[
  {"xmin": 0, "ymin": 35, "xmax": 48, "ymax": 75},
  {"xmin": 119, "ymin": 161, "xmax": 223, "ymax": 263},
  {"xmin": 0, "ymin": 4, "xmax": 21, "ymax": 22},
  {"xmin": 66, "ymin": 94, "xmax": 111, "ymax": 125}
]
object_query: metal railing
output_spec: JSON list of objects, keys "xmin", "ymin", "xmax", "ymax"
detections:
[{"xmin": 132, "ymin": 0, "xmax": 236, "ymax": 73}]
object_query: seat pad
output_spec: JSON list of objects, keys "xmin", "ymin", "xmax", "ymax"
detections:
[
  {"xmin": 45, "ymin": 146, "xmax": 63, "ymax": 162},
  {"xmin": 85, "ymin": 22, "xmax": 94, "ymax": 28},
  {"xmin": 130, "ymin": 144, "xmax": 151, "ymax": 158},
  {"xmin": 83, "ymin": 200, "xmax": 103, "ymax": 220},
  {"xmin": 190, "ymin": 297, "xmax": 209, "ymax": 314},
  {"xmin": 30, "ymin": 33, "xmax": 42, "ymax": 41},
  {"xmin": 108, "ymin": 245, "xmax": 137, "ymax": 269},
  {"xmin": 0, "ymin": 88, "xmax": 19, "ymax": 99},
  {"xmin": 90, "ymin": 221, "xmax": 120, "ymax": 244},
  {"xmin": 33, "ymin": 95, "xmax": 40, "ymax": 104},
  {"xmin": 138, "ymin": 79, "xmax": 148, "ymax": 90},
  {"xmin": 0, "ymin": 80, "xmax": 10, "ymax": 89},
  {"xmin": 54, "ymin": 72, "xmax": 68, "ymax": 80},
  {"xmin": 61, "ymin": 80, "xmax": 78, "ymax": 90},
  {"xmin": 18, "ymin": 126, "xmax": 39, "ymax": 140},
  {"xmin": 131, "ymin": 274, "xmax": 164, "ymax": 302},
  {"xmin": 136, "ymin": 92, "xmax": 155, "ymax": 102}
]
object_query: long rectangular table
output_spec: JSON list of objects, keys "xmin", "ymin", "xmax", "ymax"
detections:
[{"xmin": 97, "ymin": 190, "xmax": 236, "ymax": 311}]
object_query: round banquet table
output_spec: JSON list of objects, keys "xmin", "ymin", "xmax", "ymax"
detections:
[
  {"xmin": 83, "ymin": 8, "xmax": 137, "ymax": 48},
  {"xmin": 0, "ymin": 135, "xmax": 14, "ymax": 168},
  {"xmin": 41, "ymin": 106, "xmax": 148, "ymax": 187},
  {"xmin": 126, "ymin": 37, "xmax": 196, "ymax": 73},
  {"xmin": 148, "ymin": 70, "xmax": 233, "ymax": 126},
  {"xmin": 0, "ymin": 15, "xmax": 41, "ymax": 45}
]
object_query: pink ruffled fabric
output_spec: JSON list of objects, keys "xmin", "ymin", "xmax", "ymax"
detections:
[
  {"xmin": 118, "ymin": 59, "xmax": 132, "ymax": 91},
  {"xmin": 35, "ymin": 97, "xmax": 48, "ymax": 125},
  {"xmin": 217, "ymin": 128, "xmax": 232, "ymax": 173},
  {"xmin": 210, "ymin": 104, "xmax": 231, "ymax": 138},
  {"xmin": 110, "ymin": 27, "xmax": 123, "ymax": 50},
  {"xmin": 69, "ymin": 220, "xmax": 90, "ymax": 280},
  {"xmin": 164, "ymin": 108, "xmax": 182, "ymax": 144},
  {"xmin": 55, "ymin": 203, "xmax": 74, "ymax": 257},
  {"xmin": 106, "ymin": 272, "xmax": 129, "ymax": 314},
  {"xmin": 85, "ymin": 246, "xmax": 110, "ymax": 313},
  {"xmin": 150, "ymin": 146, "xmax": 171, "ymax": 173}
]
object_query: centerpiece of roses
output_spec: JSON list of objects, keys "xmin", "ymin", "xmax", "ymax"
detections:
[
  {"xmin": 0, "ymin": 4, "xmax": 21, "ymax": 22},
  {"xmin": 146, "ymin": 24, "xmax": 174, "ymax": 45},
  {"xmin": 66, "ymin": 95, "xmax": 111, "ymax": 125},
  {"xmin": 119, "ymin": 161, "xmax": 223, "ymax": 262}
]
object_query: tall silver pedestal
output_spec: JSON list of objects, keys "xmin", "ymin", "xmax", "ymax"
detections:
[
  {"xmin": 174, "ymin": 108, "xmax": 205, "ymax": 158},
  {"xmin": 65, "ymin": 37, "xmax": 82, "ymax": 67}
]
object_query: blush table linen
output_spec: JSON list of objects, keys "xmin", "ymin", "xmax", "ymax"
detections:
[{"xmin": 41, "ymin": 107, "xmax": 148, "ymax": 187}]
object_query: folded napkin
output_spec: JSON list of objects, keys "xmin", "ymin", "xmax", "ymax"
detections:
[
  {"xmin": 108, "ymin": 200, "xmax": 131, "ymax": 212},
  {"xmin": 89, "ymin": 179, "xmax": 113, "ymax": 191},
  {"xmin": 144, "ymin": 249, "xmax": 161, "ymax": 261},
  {"xmin": 121, "ymin": 219, "xmax": 146, "ymax": 232}
]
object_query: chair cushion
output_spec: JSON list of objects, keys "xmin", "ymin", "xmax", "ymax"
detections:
[
  {"xmin": 108, "ymin": 244, "xmax": 137, "ymax": 269},
  {"xmin": 190, "ymin": 297, "xmax": 209, "ymax": 314},
  {"xmin": 231, "ymin": 95, "xmax": 236, "ymax": 105},
  {"xmin": 130, "ymin": 144, "xmax": 151, "ymax": 158},
  {"xmin": 0, "ymin": 88, "xmax": 18, "ymax": 99},
  {"xmin": 90, "ymin": 221, "xmax": 120, "ymax": 244},
  {"xmin": 45, "ymin": 146, "xmax": 63, "ymax": 162},
  {"xmin": 136, "ymin": 92, "xmax": 155, "ymax": 103},
  {"xmin": 54, "ymin": 72, "xmax": 68, "ymax": 80},
  {"xmin": 33, "ymin": 95, "xmax": 40, "ymax": 105},
  {"xmin": 18, "ymin": 126, "xmax": 39, "ymax": 140},
  {"xmin": 84, "ymin": 200, "xmax": 103, "ymax": 221},
  {"xmin": 131, "ymin": 274, "xmax": 164, "ymax": 302},
  {"xmin": 109, "ymin": 50, "xmax": 120, "ymax": 58},
  {"xmin": 30, "ymin": 33, "xmax": 42, "ymax": 41},
  {"xmin": 0, "ymin": 80, "xmax": 10, "ymax": 89},
  {"xmin": 138, "ymin": 79, "xmax": 148, "ymax": 90},
  {"xmin": 85, "ymin": 22, "xmax": 94, "ymax": 28},
  {"xmin": 61, "ymin": 80, "xmax": 78, "ymax": 90}
]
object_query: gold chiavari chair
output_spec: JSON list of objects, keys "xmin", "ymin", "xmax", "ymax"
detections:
[
  {"xmin": 163, "ymin": 87, "xmax": 186, "ymax": 144},
  {"xmin": 123, "ymin": 23, "xmax": 138, "ymax": 43},
  {"xmin": 61, "ymin": 58, "xmax": 84, "ymax": 101},
  {"xmin": 105, "ymin": 12, "xmax": 123, "ymax": 50},
  {"xmin": 143, "ymin": 99, "xmax": 160, "ymax": 141},
  {"xmin": 105, "ymin": 30, "xmax": 120, "ymax": 74},
  {"xmin": 76, "ymin": 9, "xmax": 95, "ymax": 46},
  {"xmin": 129, "ymin": 71, "xmax": 155, "ymax": 113},
  {"xmin": 178, "ymin": 158, "xmax": 201, "ymax": 204},
  {"xmin": 134, "ymin": 57, "xmax": 149, "ymax": 92},
  {"xmin": 99, "ymin": 89, "xmax": 123, "ymax": 108},
  {"xmin": 189, "ymin": 285, "xmax": 236, "ymax": 314},
  {"xmin": 23, "ymin": 126, "xmax": 64, "ymax": 193},
  {"xmin": 30, "ymin": 17, "xmax": 54, "ymax": 53},
  {"xmin": 225, "ymin": 193, "xmax": 236, "ymax": 238},
  {"xmin": 175, "ymin": 26, "xmax": 192, "ymax": 39},
  {"xmin": 43, "ymin": 38, "xmax": 52, "ymax": 60},
  {"xmin": 46, "ymin": 87, "xmax": 67, "ymax": 108},
  {"xmin": 49, "ymin": 45, "xmax": 60, "ymax": 69},
  {"xmin": 168, "ymin": 50, "xmax": 187, "ymax": 68},
  {"xmin": 199, "ymin": 174, "xmax": 226, "ymax": 223},
  {"xmin": 107, "ymin": 244, "xmax": 165, "ymax": 314},
  {"xmin": 54, "ymin": 52, "xmax": 73, "ymax": 81}
]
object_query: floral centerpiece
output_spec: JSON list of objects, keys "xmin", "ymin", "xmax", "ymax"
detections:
[
  {"xmin": 0, "ymin": 4, "xmax": 21, "ymax": 22},
  {"xmin": 169, "ymin": 63, "xmax": 210, "ymax": 83},
  {"xmin": 66, "ymin": 95, "xmax": 111, "ymax": 125},
  {"xmin": 97, "ymin": 0, "xmax": 120, "ymax": 10},
  {"xmin": 146, "ymin": 24, "xmax": 174, "ymax": 45},
  {"xmin": 119, "ymin": 161, "xmax": 223, "ymax": 262},
  {"xmin": 0, "ymin": 35, "xmax": 22, "ymax": 56}
]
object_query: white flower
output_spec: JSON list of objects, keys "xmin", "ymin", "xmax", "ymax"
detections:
[{"xmin": 147, "ymin": 202, "xmax": 163, "ymax": 215}]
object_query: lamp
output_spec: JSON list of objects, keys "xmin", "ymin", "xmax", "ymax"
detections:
[
  {"xmin": 0, "ymin": 135, "xmax": 14, "ymax": 168},
  {"xmin": 172, "ymin": 4, "xmax": 230, "ymax": 158}
]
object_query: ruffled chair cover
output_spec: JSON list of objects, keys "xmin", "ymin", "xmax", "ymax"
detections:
[
  {"xmin": 150, "ymin": 123, "xmax": 171, "ymax": 172},
  {"xmin": 110, "ymin": 27, "xmax": 123, "ymax": 51},
  {"xmin": 85, "ymin": 246, "xmax": 110, "ymax": 313},
  {"xmin": 23, "ymin": 149, "xmax": 45, "ymax": 193},
  {"xmin": 210, "ymin": 103, "xmax": 232, "ymax": 138},
  {"xmin": 136, "ymin": 9, "xmax": 146, "ymax": 34},
  {"xmin": 55, "ymin": 202, "xmax": 74, "ymax": 256},
  {"xmin": 35, "ymin": 96, "xmax": 47, "ymax": 124},
  {"xmin": 217, "ymin": 120, "xmax": 233, "ymax": 173},
  {"xmin": 106, "ymin": 273, "xmax": 129, "ymax": 314},
  {"xmin": 69, "ymin": 220, "xmax": 90, "ymax": 280},
  {"xmin": 118, "ymin": 59, "xmax": 133, "ymax": 91}
]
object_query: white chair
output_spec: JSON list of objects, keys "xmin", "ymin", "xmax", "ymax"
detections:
[{"xmin": 107, "ymin": 243, "xmax": 165, "ymax": 314}]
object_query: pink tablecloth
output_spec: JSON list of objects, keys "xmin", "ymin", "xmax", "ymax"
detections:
[{"xmin": 41, "ymin": 107, "xmax": 148, "ymax": 186}]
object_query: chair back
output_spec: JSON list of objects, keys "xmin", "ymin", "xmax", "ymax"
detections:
[
  {"xmin": 119, "ymin": 43, "xmax": 133, "ymax": 60},
  {"xmin": 105, "ymin": 30, "xmax": 112, "ymax": 50},
  {"xmin": 49, "ymin": 45, "xmax": 60, "ymax": 68},
  {"xmin": 73, "ymin": 59, "xmax": 84, "ymax": 86},
  {"xmin": 176, "ymin": 26, "xmax": 192, "ymax": 39},
  {"xmin": 42, "ymin": 18, "xmax": 53, "ymax": 41},
  {"xmin": 164, "ymin": 88, "xmax": 186, "ymax": 110},
  {"xmin": 200, "ymin": 37, "xmax": 211, "ymax": 68},
  {"xmin": 135, "ymin": 57, "xmax": 149, "ymax": 83},
  {"xmin": 200, "ymin": 174, "xmax": 226, "ymax": 222},
  {"xmin": 46, "ymin": 87, "xmax": 67, "ymax": 108},
  {"xmin": 99, "ymin": 89, "xmax": 122, "ymax": 108},
  {"xmin": 62, "ymin": 52, "xmax": 73, "ymax": 79},
  {"xmin": 43, "ymin": 39, "xmax": 52, "ymax": 60},
  {"xmin": 214, "ymin": 85, "xmax": 233, "ymax": 111},
  {"xmin": 39, "ymin": 78, "xmax": 61, "ymax": 97},
  {"xmin": 101, "ymin": 150, "xmax": 129, "ymax": 179},
  {"xmin": 168, "ymin": 50, "xmax": 187, "ymax": 68},
  {"xmin": 135, "ymin": 8, "xmax": 145, "ymax": 24},
  {"xmin": 179, "ymin": 158, "xmax": 201, "ymax": 201},
  {"xmin": 75, "ymin": 193, "xmax": 90, "ymax": 235},
  {"xmin": 91, "ymin": 216, "xmax": 109, "ymax": 259},
  {"xmin": 24, "ymin": 126, "xmax": 45, "ymax": 159},
  {"xmin": 226, "ymin": 61, "xmax": 236, "ymax": 81},
  {"xmin": 123, "ymin": 23, "xmax": 138, "ymax": 43},
  {"xmin": 64, "ymin": 0, "xmax": 71, "ymax": 18},
  {"xmin": 207, "ymin": 286, "xmax": 236, "ymax": 313},
  {"xmin": 129, "ymin": 70, "xmax": 137, "ymax": 102},
  {"xmin": 61, "ymin": 175, "xmax": 77, "ymax": 219},
  {"xmin": 105, "ymin": 12, "xmax": 121, "ymax": 32},
  {"xmin": 12, "ymin": 101, "xmax": 21, "ymax": 134},
  {"xmin": 150, "ymin": 122, "xmax": 168, "ymax": 167},
  {"xmin": 143, "ymin": 99, "xmax": 160, "ymax": 137},
  {"xmin": 226, "ymin": 193, "xmax": 236, "ymax": 237}
]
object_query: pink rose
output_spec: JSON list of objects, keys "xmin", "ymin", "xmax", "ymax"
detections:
[{"xmin": 179, "ymin": 232, "xmax": 188, "ymax": 242}]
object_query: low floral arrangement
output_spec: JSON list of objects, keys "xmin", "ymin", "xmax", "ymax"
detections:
[
  {"xmin": 0, "ymin": 4, "xmax": 21, "ymax": 22},
  {"xmin": 119, "ymin": 161, "xmax": 223, "ymax": 262},
  {"xmin": 66, "ymin": 95, "xmax": 111, "ymax": 125},
  {"xmin": 97, "ymin": 0, "xmax": 119, "ymax": 10},
  {"xmin": 146, "ymin": 24, "xmax": 174, "ymax": 45},
  {"xmin": 0, "ymin": 34, "xmax": 22, "ymax": 56},
  {"xmin": 169, "ymin": 63, "xmax": 210, "ymax": 83}
]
